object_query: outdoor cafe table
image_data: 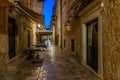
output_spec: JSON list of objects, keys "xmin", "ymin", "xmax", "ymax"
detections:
[
  {"xmin": 24, "ymin": 47, "xmax": 43, "ymax": 59},
  {"xmin": 24, "ymin": 47, "xmax": 42, "ymax": 53},
  {"xmin": 32, "ymin": 44, "xmax": 47, "ymax": 48},
  {"xmin": 24, "ymin": 47, "xmax": 44, "ymax": 64}
]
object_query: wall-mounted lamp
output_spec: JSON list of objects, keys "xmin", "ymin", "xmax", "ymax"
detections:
[
  {"xmin": 65, "ymin": 20, "xmax": 71, "ymax": 31},
  {"xmin": 38, "ymin": 24, "xmax": 41, "ymax": 28},
  {"xmin": 101, "ymin": 2, "xmax": 104, "ymax": 8}
]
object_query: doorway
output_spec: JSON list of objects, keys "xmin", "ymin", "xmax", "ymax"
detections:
[
  {"xmin": 8, "ymin": 18, "xmax": 16, "ymax": 59},
  {"xmin": 86, "ymin": 19, "xmax": 98, "ymax": 72},
  {"xmin": 28, "ymin": 30, "xmax": 31, "ymax": 47}
]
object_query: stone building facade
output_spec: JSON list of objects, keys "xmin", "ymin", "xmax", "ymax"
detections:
[
  {"xmin": 52, "ymin": 0, "xmax": 120, "ymax": 80},
  {"xmin": 52, "ymin": 0, "xmax": 62, "ymax": 47},
  {"xmin": 77, "ymin": 0, "xmax": 103, "ymax": 79},
  {"xmin": 22, "ymin": 0, "xmax": 43, "ymax": 14},
  {"xmin": 0, "ymin": 0, "xmax": 44, "ymax": 73},
  {"xmin": 51, "ymin": 0, "xmax": 57, "ymax": 44},
  {"xmin": 102, "ymin": 0, "xmax": 120, "ymax": 80}
]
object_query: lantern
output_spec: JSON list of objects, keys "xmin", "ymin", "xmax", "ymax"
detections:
[{"xmin": 65, "ymin": 21, "xmax": 71, "ymax": 31}]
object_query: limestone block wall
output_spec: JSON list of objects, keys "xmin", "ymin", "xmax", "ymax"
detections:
[
  {"xmin": 103, "ymin": 0, "xmax": 120, "ymax": 80},
  {"xmin": 32, "ymin": 0, "xmax": 43, "ymax": 14},
  {"xmin": 8, "ymin": 7, "xmax": 25, "ymax": 58},
  {"xmin": 32, "ymin": 23, "xmax": 37, "ymax": 45},
  {"xmin": 62, "ymin": 18, "xmax": 81, "ymax": 60},
  {"xmin": 0, "ymin": 5, "xmax": 37, "ymax": 72},
  {"xmin": 56, "ymin": 0, "xmax": 62, "ymax": 47},
  {"xmin": 0, "ymin": 7, "xmax": 8, "ymax": 72}
]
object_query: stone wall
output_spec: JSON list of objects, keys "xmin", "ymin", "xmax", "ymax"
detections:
[
  {"xmin": 62, "ymin": 18, "xmax": 81, "ymax": 56},
  {"xmin": 0, "ymin": 7, "xmax": 8, "ymax": 72},
  {"xmin": 55, "ymin": 0, "xmax": 62, "ymax": 47},
  {"xmin": 0, "ymin": 5, "xmax": 37, "ymax": 73},
  {"xmin": 103, "ymin": 0, "xmax": 120, "ymax": 80},
  {"xmin": 8, "ymin": 7, "xmax": 26, "ymax": 58}
]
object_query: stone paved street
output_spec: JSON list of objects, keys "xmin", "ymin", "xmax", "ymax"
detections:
[{"xmin": 0, "ymin": 44, "xmax": 99, "ymax": 80}]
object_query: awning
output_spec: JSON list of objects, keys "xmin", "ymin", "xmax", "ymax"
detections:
[{"xmin": 37, "ymin": 30, "xmax": 53, "ymax": 35}]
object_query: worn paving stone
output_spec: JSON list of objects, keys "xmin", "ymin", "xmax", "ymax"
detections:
[{"xmin": 2, "ymin": 44, "xmax": 98, "ymax": 80}]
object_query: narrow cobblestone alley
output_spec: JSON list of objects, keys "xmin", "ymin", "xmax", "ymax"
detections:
[
  {"xmin": 0, "ymin": 43, "xmax": 98, "ymax": 80},
  {"xmin": 0, "ymin": 0, "xmax": 120, "ymax": 80}
]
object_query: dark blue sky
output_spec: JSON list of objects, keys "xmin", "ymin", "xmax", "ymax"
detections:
[{"xmin": 42, "ymin": 0, "xmax": 54, "ymax": 29}]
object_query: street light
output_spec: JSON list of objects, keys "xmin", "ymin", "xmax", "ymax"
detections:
[
  {"xmin": 65, "ymin": 20, "xmax": 71, "ymax": 31},
  {"xmin": 37, "ymin": 24, "xmax": 42, "ymax": 32}
]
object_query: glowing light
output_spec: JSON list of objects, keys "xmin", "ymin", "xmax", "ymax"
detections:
[
  {"xmin": 38, "ymin": 24, "xmax": 41, "ymax": 28},
  {"xmin": 65, "ymin": 21, "xmax": 71, "ymax": 31},
  {"xmin": 101, "ymin": 2, "xmax": 104, "ymax": 8}
]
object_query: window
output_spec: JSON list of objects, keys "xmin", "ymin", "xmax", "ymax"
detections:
[
  {"xmin": 71, "ymin": 39, "xmax": 75, "ymax": 52},
  {"xmin": 64, "ymin": 39, "xmax": 66, "ymax": 48}
]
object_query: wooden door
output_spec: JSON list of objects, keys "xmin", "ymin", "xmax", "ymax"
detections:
[{"xmin": 86, "ymin": 20, "xmax": 98, "ymax": 72}]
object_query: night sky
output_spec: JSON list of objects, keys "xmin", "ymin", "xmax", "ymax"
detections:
[{"xmin": 42, "ymin": 0, "xmax": 54, "ymax": 30}]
